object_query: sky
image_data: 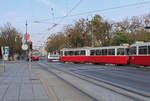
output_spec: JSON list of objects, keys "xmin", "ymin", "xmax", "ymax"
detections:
[{"xmin": 0, "ymin": 0, "xmax": 150, "ymax": 48}]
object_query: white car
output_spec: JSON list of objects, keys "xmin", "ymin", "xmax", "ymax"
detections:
[{"xmin": 47, "ymin": 54, "xmax": 60, "ymax": 62}]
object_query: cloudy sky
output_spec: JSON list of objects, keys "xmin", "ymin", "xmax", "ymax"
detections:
[{"xmin": 0, "ymin": 0, "xmax": 150, "ymax": 48}]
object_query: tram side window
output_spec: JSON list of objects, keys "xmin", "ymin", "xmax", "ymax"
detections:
[
  {"xmin": 64, "ymin": 51, "xmax": 68, "ymax": 56},
  {"xmin": 102, "ymin": 49, "xmax": 104, "ymax": 55},
  {"xmin": 148, "ymin": 46, "xmax": 150, "ymax": 54},
  {"xmin": 102, "ymin": 49, "xmax": 107, "ymax": 55},
  {"xmin": 139, "ymin": 46, "xmax": 148, "ymax": 55},
  {"xmin": 96, "ymin": 50, "xmax": 101, "ymax": 55},
  {"xmin": 90, "ymin": 50, "xmax": 95, "ymax": 55},
  {"xmin": 108, "ymin": 49, "xmax": 115, "ymax": 55},
  {"xmin": 100, "ymin": 50, "xmax": 102, "ymax": 55},
  {"xmin": 126, "ymin": 48, "xmax": 130, "ymax": 55},
  {"xmin": 75, "ymin": 51, "xmax": 80, "ymax": 55},
  {"xmin": 117, "ymin": 48, "xmax": 125, "ymax": 55},
  {"xmin": 80, "ymin": 50, "xmax": 86, "ymax": 55},
  {"xmin": 130, "ymin": 47, "xmax": 136, "ymax": 55},
  {"xmin": 104, "ymin": 49, "xmax": 107, "ymax": 55},
  {"xmin": 69, "ymin": 51, "xmax": 74, "ymax": 56},
  {"xmin": 68, "ymin": 51, "xmax": 71, "ymax": 56}
]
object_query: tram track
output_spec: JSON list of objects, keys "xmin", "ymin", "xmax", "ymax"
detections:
[
  {"xmin": 56, "ymin": 63, "xmax": 150, "ymax": 92},
  {"xmin": 36, "ymin": 62, "xmax": 98, "ymax": 101},
  {"xmin": 56, "ymin": 64, "xmax": 150, "ymax": 93},
  {"xmin": 38, "ymin": 62, "xmax": 150, "ymax": 101},
  {"xmin": 80, "ymin": 70, "xmax": 150, "ymax": 87}
]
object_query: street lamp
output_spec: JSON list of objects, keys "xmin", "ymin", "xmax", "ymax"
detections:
[{"xmin": 87, "ymin": 15, "xmax": 94, "ymax": 47}]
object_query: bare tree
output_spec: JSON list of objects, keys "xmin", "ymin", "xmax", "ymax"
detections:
[
  {"xmin": 0, "ymin": 23, "xmax": 23, "ymax": 58},
  {"xmin": 46, "ymin": 32, "xmax": 66, "ymax": 53}
]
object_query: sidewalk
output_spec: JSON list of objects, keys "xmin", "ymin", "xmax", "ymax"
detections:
[
  {"xmin": 0, "ymin": 62, "xmax": 94, "ymax": 101},
  {"xmin": 0, "ymin": 62, "xmax": 49, "ymax": 101}
]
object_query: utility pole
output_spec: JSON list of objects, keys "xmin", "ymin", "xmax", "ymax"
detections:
[
  {"xmin": 25, "ymin": 20, "xmax": 28, "ymax": 43},
  {"xmin": 25, "ymin": 21, "xmax": 28, "ymax": 60},
  {"xmin": 51, "ymin": 8, "xmax": 55, "ymax": 23},
  {"xmin": 25, "ymin": 21, "xmax": 32, "ymax": 79},
  {"xmin": 87, "ymin": 15, "xmax": 94, "ymax": 47},
  {"xmin": 91, "ymin": 20, "xmax": 94, "ymax": 47}
]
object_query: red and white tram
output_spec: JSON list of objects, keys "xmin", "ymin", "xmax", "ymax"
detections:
[
  {"xmin": 60, "ymin": 42, "xmax": 150, "ymax": 66},
  {"xmin": 129, "ymin": 42, "xmax": 150, "ymax": 66},
  {"xmin": 60, "ymin": 47, "xmax": 90, "ymax": 63},
  {"xmin": 60, "ymin": 45, "xmax": 129, "ymax": 65},
  {"xmin": 89, "ymin": 45, "xmax": 129, "ymax": 64}
]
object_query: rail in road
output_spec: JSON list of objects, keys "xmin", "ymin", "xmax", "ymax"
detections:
[
  {"xmin": 37, "ymin": 62, "xmax": 150, "ymax": 101},
  {"xmin": 35, "ymin": 63, "xmax": 97, "ymax": 101},
  {"xmin": 49, "ymin": 62, "xmax": 150, "ymax": 93}
]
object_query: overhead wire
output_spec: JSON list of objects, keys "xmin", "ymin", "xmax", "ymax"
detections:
[
  {"xmin": 33, "ymin": 0, "xmax": 150, "ymax": 39},
  {"xmin": 47, "ymin": 0, "xmax": 83, "ymax": 31},
  {"xmin": 35, "ymin": 0, "xmax": 150, "ymax": 22},
  {"xmin": 69, "ymin": 0, "xmax": 150, "ymax": 17},
  {"xmin": 32, "ymin": 0, "xmax": 150, "ymax": 47},
  {"xmin": 35, "ymin": 0, "xmax": 83, "ymax": 23}
]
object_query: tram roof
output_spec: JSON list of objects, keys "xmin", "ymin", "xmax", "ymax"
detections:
[
  {"xmin": 90, "ymin": 45, "xmax": 129, "ymax": 50},
  {"xmin": 60, "ymin": 47, "xmax": 92, "ymax": 51},
  {"xmin": 61, "ymin": 45, "xmax": 129, "ymax": 51},
  {"xmin": 131, "ymin": 42, "xmax": 150, "ymax": 47}
]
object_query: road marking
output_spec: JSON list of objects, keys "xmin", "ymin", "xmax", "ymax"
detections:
[{"xmin": 39, "ymin": 72, "xmax": 59, "ymax": 101}]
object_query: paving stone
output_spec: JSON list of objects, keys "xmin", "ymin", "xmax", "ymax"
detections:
[
  {"xmin": 0, "ymin": 85, "xmax": 8, "ymax": 100},
  {"xmin": 33, "ymin": 84, "xmax": 49, "ymax": 99},
  {"xmin": 20, "ymin": 84, "xmax": 34, "ymax": 100},
  {"xmin": 3, "ymin": 99, "xmax": 18, "ymax": 101},
  {"xmin": 4, "ymin": 83, "xmax": 19, "ymax": 99},
  {"xmin": 19, "ymin": 99, "xmax": 50, "ymax": 101}
]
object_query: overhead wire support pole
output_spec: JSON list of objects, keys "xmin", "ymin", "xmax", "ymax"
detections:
[
  {"xmin": 87, "ymin": 15, "xmax": 94, "ymax": 47},
  {"xmin": 25, "ymin": 20, "xmax": 28, "ymax": 61},
  {"xmin": 25, "ymin": 20, "xmax": 28, "ymax": 43},
  {"xmin": 25, "ymin": 21, "xmax": 32, "ymax": 79},
  {"xmin": 91, "ymin": 16, "xmax": 94, "ymax": 47},
  {"xmin": 25, "ymin": 20, "xmax": 32, "ymax": 72}
]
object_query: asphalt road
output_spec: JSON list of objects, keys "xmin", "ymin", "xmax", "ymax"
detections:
[{"xmin": 39, "ymin": 59, "xmax": 150, "ymax": 94}]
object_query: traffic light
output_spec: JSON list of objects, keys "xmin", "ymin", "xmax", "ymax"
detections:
[{"xmin": 28, "ymin": 41, "xmax": 32, "ymax": 50}]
